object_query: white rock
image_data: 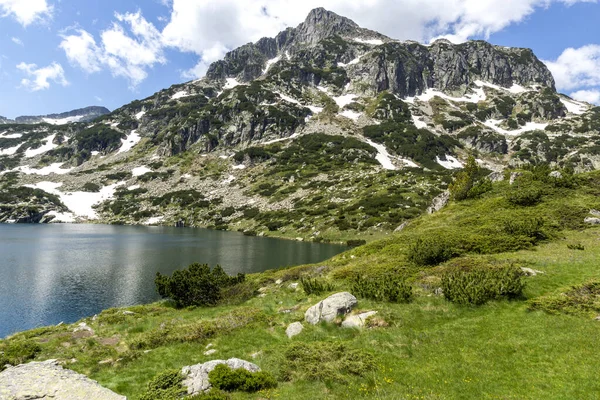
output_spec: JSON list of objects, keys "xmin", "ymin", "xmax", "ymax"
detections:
[
  {"xmin": 182, "ymin": 358, "xmax": 260, "ymax": 395},
  {"xmin": 584, "ymin": 217, "xmax": 600, "ymax": 225},
  {"xmin": 521, "ymin": 267, "xmax": 545, "ymax": 276},
  {"xmin": 204, "ymin": 349, "xmax": 217, "ymax": 356},
  {"xmin": 341, "ymin": 311, "xmax": 378, "ymax": 329},
  {"xmin": 289, "ymin": 282, "xmax": 299, "ymax": 290},
  {"xmin": 305, "ymin": 292, "xmax": 358, "ymax": 325},
  {"xmin": 286, "ymin": 322, "xmax": 304, "ymax": 338}
]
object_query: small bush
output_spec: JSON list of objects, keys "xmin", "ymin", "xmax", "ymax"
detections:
[
  {"xmin": 503, "ymin": 218, "xmax": 548, "ymax": 241},
  {"xmin": 528, "ymin": 281, "xmax": 600, "ymax": 317},
  {"xmin": 138, "ymin": 369, "xmax": 185, "ymax": 400},
  {"xmin": 507, "ymin": 183, "xmax": 543, "ymax": 206},
  {"xmin": 567, "ymin": 243, "xmax": 585, "ymax": 251},
  {"xmin": 155, "ymin": 264, "xmax": 245, "ymax": 308},
  {"xmin": 346, "ymin": 239, "xmax": 367, "ymax": 248},
  {"xmin": 209, "ymin": 365, "xmax": 277, "ymax": 392},
  {"xmin": 300, "ymin": 278, "xmax": 335, "ymax": 295},
  {"xmin": 407, "ymin": 237, "xmax": 457, "ymax": 266},
  {"xmin": 0, "ymin": 340, "xmax": 41, "ymax": 369},
  {"xmin": 352, "ymin": 274, "xmax": 413, "ymax": 303},
  {"xmin": 441, "ymin": 259, "xmax": 525, "ymax": 305}
]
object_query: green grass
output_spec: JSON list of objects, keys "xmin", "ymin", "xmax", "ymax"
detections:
[{"xmin": 4, "ymin": 173, "xmax": 600, "ymax": 399}]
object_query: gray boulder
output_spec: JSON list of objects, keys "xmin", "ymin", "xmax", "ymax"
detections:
[
  {"xmin": 549, "ymin": 171, "xmax": 563, "ymax": 179},
  {"xmin": 487, "ymin": 171, "xmax": 505, "ymax": 183},
  {"xmin": 341, "ymin": 311, "xmax": 378, "ymax": 329},
  {"xmin": 584, "ymin": 217, "xmax": 600, "ymax": 225},
  {"xmin": 0, "ymin": 360, "xmax": 125, "ymax": 400},
  {"xmin": 182, "ymin": 358, "xmax": 260, "ymax": 395},
  {"xmin": 426, "ymin": 191, "xmax": 450, "ymax": 214},
  {"xmin": 590, "ymin": 210, "xmax": 600, "ymax": 218},
  {"xmin": 286, "ymin": 322, "xmax": 304, "ymax": 338},
  {"xmin": 305, "ymin": 292, "xmax": 358, "ymax": 325}
]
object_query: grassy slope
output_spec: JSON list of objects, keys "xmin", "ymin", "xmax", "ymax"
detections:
[{"xmin": 3, "ymin": 172, "xmax": 600, "ymax": 399}]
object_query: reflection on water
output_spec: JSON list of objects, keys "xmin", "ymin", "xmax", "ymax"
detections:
[{"xmin": 0, "ymin": 224, "xmax": 345, "ymax": 338}]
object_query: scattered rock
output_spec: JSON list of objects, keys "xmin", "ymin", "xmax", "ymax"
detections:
[
  {"xmin": 341, "ymin": 311, "xmax": 378, "ymax": 329},
  {"xmin": 258, "ymin": 287, "xmax": 268, "ymax": 293},
  {"xmin": 122, "ymin": 311, "xmax": 136, "ymax": 316},
  {"xmin": 510, "ymin": 172, "xmax": 524, "ymax": 185},
  {"xmin": 56, "ymin": 321, "xmax": 64, "ymax": 327},
  {"xmin": 549, "ymin": 171, "xmax": 563, "ymax": 179},
  {"xmin": 288, "ymin": 282, "xmax": 299, "ymax": 290},
  {"xmin": 204, "ymin": 349, "xmax": 217, "ymax": 356},
  {"xmin": 590, "ymin": 210, "xmax": 600, "ymax": 218},
  {"xmin": 426, "ymin": 191, "xmax": 450, "ymax": 214},
  {"xmin": 305, "ymin": 292, "xmax": 358, "ymax": 325},
  {"xmin": 0, "ymin": 360, "xmax": 125, "ymax": 399},
  {"xmin": 98, "ymin": 359, "xmax": 113, "ymax": 365},
  {"xmin": 98, "ymin": 336, "xmax": 120, "ymax": 346},
  {"xmin": 205, "ymin": 343, "xmax": 214, "ymax": 349},
  {"xmin": 584, "ymin": 217, "xmax": 600, "ymax": 225},
  {"xmin": 394, "ymin": 221, "xmax": 410, "ymax": 232},
  {"xmin": 182, "ymin": 358, "xmax": 260, "ymax": 395},
  {"xmin": 275, "ymin": 279, "xmax": 283, "ymax": 285},
  {"xmin": 521, "ymin": 267, "xmax": 545, "ymax": 276},
  {"xmin": 487, "ymin": 171, "xmax": 505, "ymax": 183},
  {"xmin": 286, "ymin": 322, "xmax": 304, "ymax": 338},
  {"xmin": 434, "ymin": 287, "xmax": 444, "ymax": 296},
  {"xmin": 595, "ymin": 315, "xmax": 600, "ymax": 321}
]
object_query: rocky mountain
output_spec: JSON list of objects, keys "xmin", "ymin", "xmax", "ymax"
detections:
[
  {"xmin": 0, "ymin": 106, "xmax": 110, "ymax": 125},
  {"xmin": 0, "ymin": 8, "xmax": 597, "ymax": 241}
]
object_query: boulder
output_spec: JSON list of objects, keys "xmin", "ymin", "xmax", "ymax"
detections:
[
  {"xmin": 584, "ymin": 217, "xmax": 600, "ymax": 225},
  {"xmin": 521, "ymin": 267, "xmax": 544, "ymax": 276},
  {"xmin": 288, "ymin": 282, "xmax": 299, "ymax": 290},
  {"xmin": 549, "ymin": 171, "xmax": 563, "ymax": 179},
  {"xmin": 426, "ymin": 191, "xmax": 450, "ymax": 214},
  {"xmin": 590, "ymin": 210, "xmax": 600, "ymax": 218},
  {"xmin": 286, "ymin": 322, "xmax": 304, "ymax": 338},
  {"xmin": 182, "ymin": 358, "xmax": 260, "ymax": 395},
  {"xmin": 304, "ymin": 292, "xmax": 358, "ymax": 325},
  {"xmin": 0, "ymin": 360, "xmax": 125, "ymax": 400},
  {"xmin": 487, "ymin": 171, "xmax": 505, "ymax": 183},
  {"xmin": 394, "ymin": 221, "xmax": 410, "ymax": 232},
  {"xmin": 341, "ymin": 311, "xmax": 378, "ymax": 329}
]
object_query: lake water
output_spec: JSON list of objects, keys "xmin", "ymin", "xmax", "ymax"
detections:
[{"xmin": 0, "ymin": 224, "xmax": 346, "ymax": 338}]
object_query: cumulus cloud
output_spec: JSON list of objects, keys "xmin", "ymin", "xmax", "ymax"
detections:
[
  {"xmin": 0, "ymin": 0, "xmax": 52, "ymax": 26},
  {"xmin": 570, "ymin": 89, "xmax": 600, "ymax": 104},
  {"xmin": 11, "ymin": 37, "xmax": 23, "ymax": 46},
  {"xmin": 17, "ymin": 62, "xmax": 68, "ymax": 91},
  {"xmin": 60, "ymin": 11, "xmax": 166, "ymax": 87}
]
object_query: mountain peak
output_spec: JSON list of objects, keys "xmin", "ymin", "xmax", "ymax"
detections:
[{"xmin": 296, "ymin": 8, "xmax": 361, "ymax": 45}]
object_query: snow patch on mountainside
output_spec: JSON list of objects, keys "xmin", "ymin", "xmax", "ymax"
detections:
[
  {"xmin": 484, "ymin": 119, "xmax": 548, "ymax": 136},
  {"xmin": 135, "ymin": 111, "xmax": 146, "ymax": 120},
  {"xmin": 436, "ymin": 155, "xmax": 463, "ymax": 169},
  {"xmin": 338, "ymin": 57, "xmax": 361, "ymax": 67},
  {"xmin": 118, "ymin": 130, "xmax": 141, "ymax": 153},
  {"xmin": 171, "ymin": 91, "xmax": 190, "ymax": 100},
  {"xmin": 364, "ymin": 138, "xmax": 396, "ymax": 170},
  {"xmin": 25, "ymin": 181, "xmax": 124, "ymax": 220},
  {"xmin": 354, "ymin": 38, "xmax": 384, "ymax": 45},
  {"xmin": 224, "ymin": 78, "xmax": 241, "ymax": 90},
  {"xmin": 412, "ymin": 115, "xmax": 428, "ymax": 129},
  {"xmin": 333, "ymin": 94, "xmax": 357, "ymax": 108},
  {"xmin": 263, "ymin": 56, "xmax": 281, "ymax": 74},
  {"xmin": 42, "ymin": 116, "xmax": 84, "ymax": 125},
  {"xmin": 132, "ymin": 166, "xmax": 152, "ymax": 177},
  {"xmin": 24, "ymin": 134, "xmax": 57, "ymax": 158},
  {"xmin": 339, "ymin": 110, "xmax": 362, "ymax": 120},
  {"xmin": 560, "ymin": 98, "xmax": 588, "ymax": 115},
  {"xmin": 16, "ymin": 163, "xmax": 73, "ymax": 176},
  {"xmin": 0, "ymin": 131, "xmax": 22, "ymax": 139},
  {"xmin": 0, "ymin": 144, "xmax": 22, "ymax": 156}
]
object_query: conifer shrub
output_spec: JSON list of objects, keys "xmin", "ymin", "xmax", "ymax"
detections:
[
  {"xmin": 138, "ymin": 369, "xmax": 186, "ymax": 400},
  {"xmin": 449, "ymin": 155, "xmax": 491, "ymax": 200},
  {"xmin": 507, "ymin": 183, "xmax": 543, "ymax": 206},
  {"xmin": 440, "ymin": 259, "xmax": 525, "ymax": 305},
  {"xmin": 407, "ymin": 236, "xmax": 457, "ymax": 266},
  {"xmin": 0, "ymin": 340, "xmax": 41, "ymax": 370},
  {"xmin": 208, "ymin": 365, "xmax": 277, "ymax": 392},
  {"xmin": 528, "ymin": 281, "xmax": 600, "ymax": 317},
  {"xmin": 346, "ymin": 239, "xmax": 367, "ymax": 248},
  {"xmin": 155, "ymin": 264, "xmax": 245, "ymax": 308},
  {"xmin": 300, "ymin": 278, "xmax": 335, "ymax": 295},
  {"xmin": 352, "ymin": 274, "xmax": 413, "ymax": 303}
]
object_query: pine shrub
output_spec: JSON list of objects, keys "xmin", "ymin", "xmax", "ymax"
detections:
[
  {"xmin": 441, "ymin": 259, "xmax": 525, "ymax": 305},
  {"xmin": 208, "ymin": 364, "xmax": 277, "ymax": 392},
  {"xmin": 407, "ymin": 236, "xmax": 457, "ymax": 266},
  {"xmin": 300, "ymin": 278, "xmax": 335, "ymax": 295},
  {"xmin": 352, "ymin": 274, "xmax": 413, "ymax": 303}
]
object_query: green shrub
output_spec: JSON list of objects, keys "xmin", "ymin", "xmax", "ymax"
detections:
[
  {"xmin": 567, "ymin": 243, "xmax": 585, "ymax": 251},
  {"xmin": 352, "ymin": 274, "xmax": 413, "ymax": 303},
  {"xmin": 300, "ymin": 278, "xmax": 335, "ymax": 295},
  {"xmin": 407, "ymin": 237, "xmax": 457, "ymax": 266},
  {"xmin": 528, "ymin": 281, "xmax": 600, "ymax": 317},
  {"xmin": 208, "ymin": 364, "xmax": 277, "ymax": 392},
  {"xmin": 155, "ymin": 264, "xmax": 245, "ymax": 308},
  {"xmin": 449, "ymin": 155, "xmax": 491, "ymax": 200},
  {"xmin": 282, "ymin": 341, "xmax": 375, "ymax": 382},
  {"xmin": 346, "ymin": 239, "xmax": 367, "ymax": 248},
  {"xmin": 441, "ymin": 259, "xmax": 525, "ymax": 305},
  {"xmin": 138, "ymin": 369, "xmax": 185, "ymax": 400},
  {"xmin": 507, "ymin": 182, "xmax": 544, "ymax": 206},
  {"xmin": 503, "ymin": 218, "xmax": 548, "ymax": 241},
  {"xmin": 0, "ymin": 340, "xmax": 41, "ymax": 368}
]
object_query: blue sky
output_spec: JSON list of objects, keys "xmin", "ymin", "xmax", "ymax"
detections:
[{"xmin": 0, "ymin": 0, "xmax": 599, "ymax": 118}]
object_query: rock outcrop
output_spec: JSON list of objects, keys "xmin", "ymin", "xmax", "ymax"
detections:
[
  {"xmin": 182, "ymin": 358, "xmax": 260, "ymax": 395},
  {"xmin": 0, "ymin": 360, "xmax": 125, "ymax": 400},
  {"xmin": 286, "ymin": 322, "xmax": 304, "ymax": 338},
  {"xmin": 305, "ymin": 292, "xmax": 357, "ymax": 325},
  {"xmin": 341, "ymin": 311, "xmax": 378, "ymax": 329}
]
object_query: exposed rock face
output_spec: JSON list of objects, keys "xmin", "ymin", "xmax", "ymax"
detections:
[
  {"xmin": 305, "ymin": 292, "xmax": 357, "ymax": 325},
  {"xmin": 341, "ymin": 311, "xmax": 378, "ymax": 329},
  {"xmin": 182, "ymin": 358, "xmax": 261, "ymax": 395},
  {"xmin": 0, "ymin": 360, "xmax": 125, "ymax": 400},
  {"xmin": 427, "ymin": 191, "xmax": 450, "ymax": 214},
  {"xmin": 286, "ymin": 322, "xmax": 304, "ymax": 338}
]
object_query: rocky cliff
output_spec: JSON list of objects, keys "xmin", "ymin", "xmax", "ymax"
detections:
[{"xmin": 0, "ymin": 106, "xmax": 110, "ymax": 125}]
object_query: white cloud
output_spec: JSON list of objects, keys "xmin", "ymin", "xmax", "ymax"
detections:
[
  {"xmin": 17, "ymin": 62, "xmax": 68, "ymax": 91},
  {"xmin": 545, "ymin": 45, "xmax": 600, "ymax": 90},
  {"xmin": 0, "ymin": 0, "xmax": 52, "ymax": 26},
  {"xmin": 11, "ymin": 37, "xmax": 23, "ymax": 46},
  {"xmin": 159, "ymin": 0, "xmax": 597, "ymax": 79},
  {"xmin": 60, "ymin": 11, "xmax": 166, "ymax": 87},
  {"xmin": 571, "ymin": 89, "xmax": 600, "ymax": 104}
]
